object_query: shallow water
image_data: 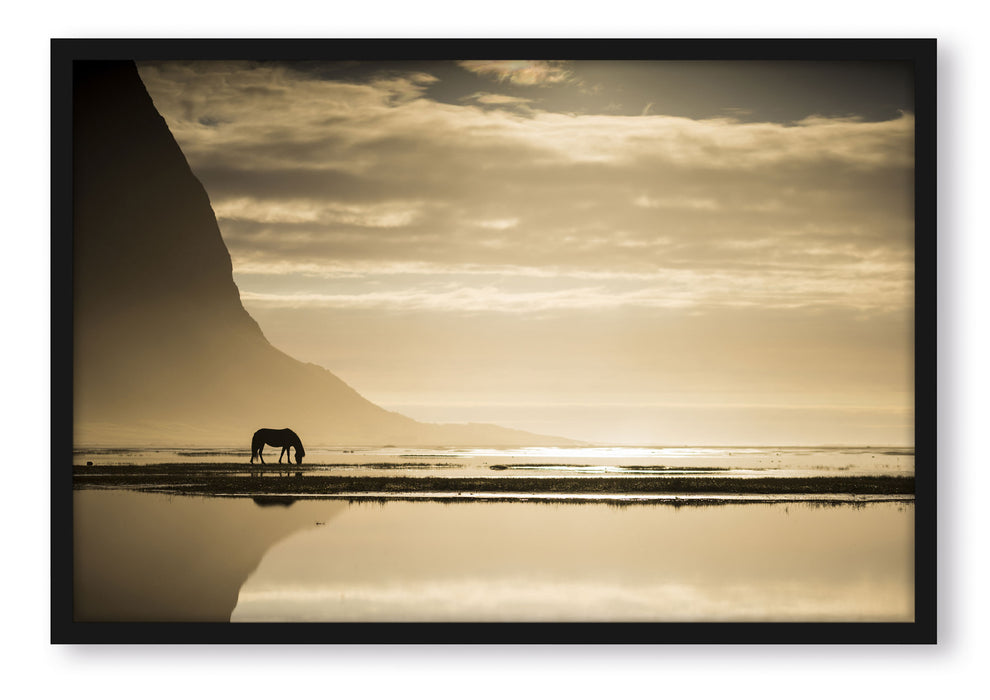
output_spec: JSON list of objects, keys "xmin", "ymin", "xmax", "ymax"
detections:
[{"xmin": 73, "ymin": 489, "xmax": 914, "ymax": 623}]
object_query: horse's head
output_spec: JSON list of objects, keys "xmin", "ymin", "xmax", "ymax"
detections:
[{"xmin": 295, "ymin": 447, "xmax": 305, "ymax": 465}]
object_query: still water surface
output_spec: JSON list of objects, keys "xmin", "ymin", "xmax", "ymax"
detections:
[{"xmin": 74, "ymin": 489, "xmax": 913, "ymax": 622}]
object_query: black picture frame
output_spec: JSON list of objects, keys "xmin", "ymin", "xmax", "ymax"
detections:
[{"xmin": 51, "ymin": 37, "xmax": 936, "ymax": 645}]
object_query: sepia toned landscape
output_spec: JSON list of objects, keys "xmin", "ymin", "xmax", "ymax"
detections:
[{"xmin": 70, "ymin": 57, "xmax": 916, "ymax": 625}]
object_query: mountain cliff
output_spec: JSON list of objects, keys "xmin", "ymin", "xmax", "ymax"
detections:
[{"xmin": 72, "ymin": 61, "xmax": 568, "ymax": 447}]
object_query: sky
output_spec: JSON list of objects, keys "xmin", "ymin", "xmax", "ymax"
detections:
[{"xmin": 137, "ymin": 59, "xmax": 915, "ymax": 446}]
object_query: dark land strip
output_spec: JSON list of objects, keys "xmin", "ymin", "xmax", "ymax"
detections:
[{"xmin": 73, "ymin": 465, "xmax": 914, "ymax": 501}]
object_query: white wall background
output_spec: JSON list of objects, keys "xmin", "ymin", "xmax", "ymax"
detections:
[{"xmin": 4, "ymin": 3, "xmax": 980, "ymax": 698}]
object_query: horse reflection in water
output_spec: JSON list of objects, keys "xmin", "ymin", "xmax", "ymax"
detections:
[{"xmin": 250, "ymin": 428, "xmax": 305, "ymax": 476}]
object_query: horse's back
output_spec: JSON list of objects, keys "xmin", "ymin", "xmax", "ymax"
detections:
[{"xmin": 253, "ymin": 428, "xmax": 295, "ymax": 444}]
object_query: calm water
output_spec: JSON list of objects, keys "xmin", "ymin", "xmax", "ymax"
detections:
[
  {"xmin": 74, "ymin": 444, "xmax": 914, "ymax": 478},
  {"xmin": 74, "ymin": 488, "xmax": 914, "ymax": 623}
]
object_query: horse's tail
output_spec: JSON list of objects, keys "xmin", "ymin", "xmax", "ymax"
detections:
[{"xmin": 250, "ymin": 430, "xmax": 261, "ymax": 463}]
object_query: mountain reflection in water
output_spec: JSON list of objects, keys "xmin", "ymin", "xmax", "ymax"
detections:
[{"xmin": 73, "ymin": 490, "xmax": 344, "ymax": 621}]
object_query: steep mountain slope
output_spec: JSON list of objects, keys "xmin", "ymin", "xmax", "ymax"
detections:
[{"xmin": 72, "ymin": 60, "xmax": 566, "ymax": 447}]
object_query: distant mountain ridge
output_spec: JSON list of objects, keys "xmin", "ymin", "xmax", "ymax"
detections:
[{"xmin": 72, "ymin": 61, "xmax": 573, "ymax": 447}]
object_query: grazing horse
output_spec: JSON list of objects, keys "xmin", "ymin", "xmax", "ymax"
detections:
[{"xmin": 251, "ymin": 428, "xmax": 305, "ymax": 467}]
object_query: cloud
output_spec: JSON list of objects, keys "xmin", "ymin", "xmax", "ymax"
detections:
[
  {"xmin": 458, "ymin": 60, "xmax": 574, "ymax": 86},
  {"xmin": 237, "ymin": 258, "xmax": 911, "ymax": 315},
  {"xmin": 463, "ymin": 92, "xmax": 534, "ymax": 106},
  {"xmin": 137, "ymin": 61, "xmax": 914, "ymax": 319},
  {"xmin": 475, "ymin": 217, "xmax": 520, "ymax": 230},
  {"xmin": 214, "ymin": 197, "xmax": 425, "ymax": 228},
  {"xmin": 634, "ymin": 195, "xmax": 721, "ymax": 211}
]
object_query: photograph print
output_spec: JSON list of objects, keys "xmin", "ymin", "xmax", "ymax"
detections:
[{"xmin": 53, "ymin": 39, "xmax": 935, "ymax": 643}]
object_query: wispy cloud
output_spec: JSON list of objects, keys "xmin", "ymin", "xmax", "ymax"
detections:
[
  {"xmin": 633, "ymin": 194, "xmax": 721, "ymax": 211},
  {"xmin": 463, "ymin": 92, "xmax": 534, "ymax": 107},
  {"xmin": 237, "ymin": 258, "xmax": 911, "ymax": 314},
  {"xmin": 214, "ymin": 197, "xmax": 425, "ymax": 228},
  {"xmin": 458, "ymin": 60, "xmax": 574, "ymax": 86}
]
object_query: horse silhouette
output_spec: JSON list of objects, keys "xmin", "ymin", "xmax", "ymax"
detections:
[{"xmin": 251, "ymin": 428, "xmax": 305, "ymax": 466}]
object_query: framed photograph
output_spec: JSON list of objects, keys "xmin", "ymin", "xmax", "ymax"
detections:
[{"xmin": 51, "ymin": 38, "xmax": 935, "ymax": 644}]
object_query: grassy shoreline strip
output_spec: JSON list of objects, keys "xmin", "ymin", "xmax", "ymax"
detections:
[{"xmin": 72, "ymin": 472, "xmax": 915, "ymax": 496}]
